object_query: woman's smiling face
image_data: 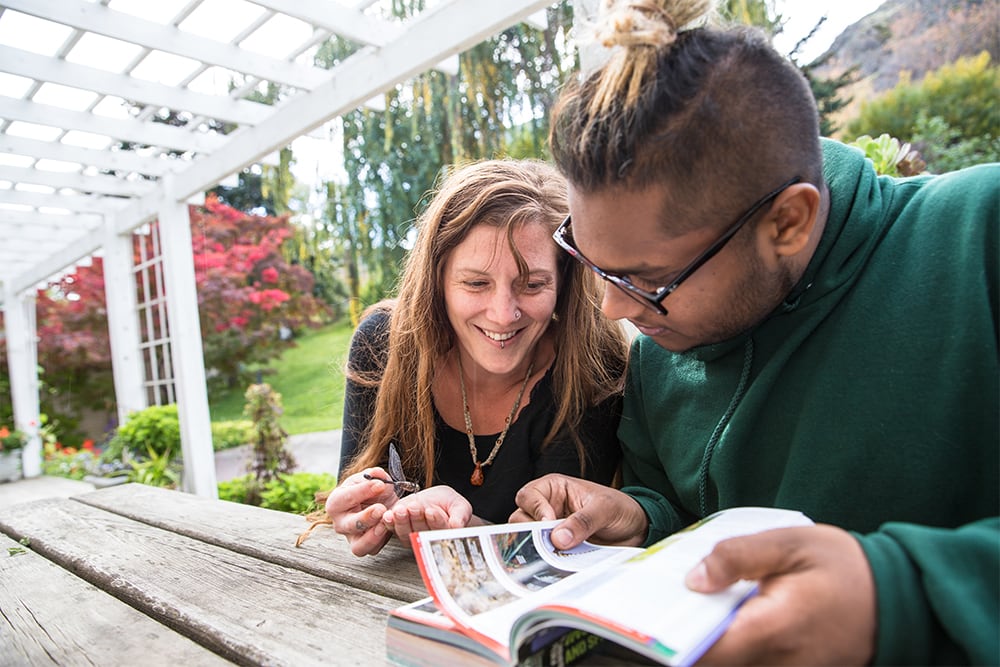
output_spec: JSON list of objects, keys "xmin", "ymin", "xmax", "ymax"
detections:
[{"xmin": 443, "ymin": 221, "xmax": 559, "ymax": 378}]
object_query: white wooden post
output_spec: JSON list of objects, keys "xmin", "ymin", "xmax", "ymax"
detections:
[
  {"xmin": 103, "ymin": 221, "xmax": 148, "ymax": 427},
  {"xmin": 157, "ymin": 187, "xmax": 217, "ymax": 497},
  {"xmin": 2, "ymin": 284, "xmax": 42, "ymax": 477}
]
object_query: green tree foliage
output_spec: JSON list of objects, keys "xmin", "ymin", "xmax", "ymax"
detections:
[
  {"xmin": 846, "ymin": 52, "xmax": 999, "ymax": 171},
  {"xmin": 720, "ymin": 0, "xmax": 782, "ymax": 30},
  {"xmin": 314, "ymin": 2, "xmax": 577, "ymax": 313}
]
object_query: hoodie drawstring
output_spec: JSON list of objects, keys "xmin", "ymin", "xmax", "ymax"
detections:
[{"xmin": 698, "ymin": 337, "xmax": 754, "ymax": 515}]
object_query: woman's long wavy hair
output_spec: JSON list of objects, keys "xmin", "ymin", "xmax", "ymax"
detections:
[{"xmin": 342, "ymin": 159, "xmax": 629, "ymax": 488}]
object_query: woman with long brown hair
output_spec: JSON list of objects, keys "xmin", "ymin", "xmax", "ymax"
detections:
[{"xmin": 318, "ymin": 158, "xmax": 628, "ymax": 557}]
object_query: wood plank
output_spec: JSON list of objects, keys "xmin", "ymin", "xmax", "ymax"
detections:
[
  {"xmin": 0, "ymin": 497, "xmax": 409, "ymax": 666},
  {"xmin": 74, "ymin": 483, "xmax": 427, "ymax": 603},
  {"xmin": 0, "ymin": 533, "xmax": 233, "ymax": 666}
]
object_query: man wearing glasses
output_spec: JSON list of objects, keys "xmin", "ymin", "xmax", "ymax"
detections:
[{"xmin": 511, "ymin": 1, "xmax": 998, "ymax": 665}]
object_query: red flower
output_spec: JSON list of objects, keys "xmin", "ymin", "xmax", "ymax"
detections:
[
  {"xmin": 82, "ymin": 439, "xmax": 95, "ymax": 450},
  {"xmin": 261, "ymin": 266, "xmax": 279, "ymax": 284}
]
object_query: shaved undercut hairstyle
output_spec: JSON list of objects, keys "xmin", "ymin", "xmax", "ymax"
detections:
[{"xmin": 551, "ymin": 0, "xmax": 825, "ymax": 232}]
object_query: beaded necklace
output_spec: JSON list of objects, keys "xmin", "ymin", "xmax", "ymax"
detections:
[{"xmin": 457, "ymin": 355, "xmax": 533, "ymax": 486}]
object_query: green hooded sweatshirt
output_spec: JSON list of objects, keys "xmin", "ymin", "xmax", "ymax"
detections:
[{"xmin": 618, "ymin": 139, "xmax": 998, "ymax": 665}]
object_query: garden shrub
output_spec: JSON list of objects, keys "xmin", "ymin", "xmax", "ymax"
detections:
[
  {"xmin": 126, "ymin": 445, "xmax": 180, "ymax": 488},
  {"xmin": 218, "ymin": 474, "xmax": 253, "ymax": 505},
  {"xmin": 211, "ymin": 420, "xmax": 254, "ymax": 451},
  {"xmin": 218, "ymin": 472, "xmax": 336, "ymax": 515},
  {"xmin": 846, "ymin": 51, "xmax": 998, "ymax": 172},
  {"xmin": 260, "ymin": 472, "xmax": 336, "ymax": 514},
  {"xmin": 104, "ymin": 404, "xmax": 180, "ymax": 460}
]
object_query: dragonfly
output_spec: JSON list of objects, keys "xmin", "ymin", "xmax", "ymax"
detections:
[{"xmin": 364, "ymin": 442, "xmax": 421, "ymax": 496}]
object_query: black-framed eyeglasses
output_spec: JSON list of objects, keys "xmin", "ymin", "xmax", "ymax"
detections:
[{"xmin": 553, "ymin": 177, "xmax": 801, "ymax": 316}]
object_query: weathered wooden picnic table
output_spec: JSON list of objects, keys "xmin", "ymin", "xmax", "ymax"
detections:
[{"xmin": 0, "ymin": 482, "xmax": 427, "ymax": 666}]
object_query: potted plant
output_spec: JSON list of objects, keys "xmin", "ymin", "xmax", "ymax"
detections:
[{"xmin": 0, "ymin": 426, "xmax": 27, "ymax": 483}]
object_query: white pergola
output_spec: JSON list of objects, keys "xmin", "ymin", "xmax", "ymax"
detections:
[{"xmin": 0, "ymin": 0, "xmax": 578, "ymax": 497}]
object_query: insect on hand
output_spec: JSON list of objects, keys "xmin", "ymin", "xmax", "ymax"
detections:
[{"xmin": 364, "ymin": 442, "xmax": 421, "ymax": 496}]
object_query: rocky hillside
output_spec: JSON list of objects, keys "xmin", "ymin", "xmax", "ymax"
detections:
[{"xmin": 809, "ymin": 0, "xmax": 998, "ymax": 134}]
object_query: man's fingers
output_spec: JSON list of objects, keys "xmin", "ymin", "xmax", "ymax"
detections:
[
  {"xmin": 513, "ymin": 489, "xmax": 557, "ymax": 521},
  {"xmin": 687, "ymin": 527, "xmax": 811, "ymax": 592},
  {"xmin": 549, "ymin": 510, "xmax": 599, "ymax": 549}
]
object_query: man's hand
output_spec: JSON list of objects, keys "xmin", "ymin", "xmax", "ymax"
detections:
[
  {"xmin": 324, "ymin": 469, "xmax": 398, "ymax": 556},
  {"xmin": 686, "ymin": 524, "xmax": 877, "ymax": 666},
  {"xmin": 382, "ymin": 486, "xmax": 475, "ymax": 549},
  {"xmin": 511, "ymin": 473, "xmax": 648, "ymax": 549}
]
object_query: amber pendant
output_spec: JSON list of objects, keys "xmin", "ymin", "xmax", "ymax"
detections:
[{"xmin": 470, "ymin": 463, "xmax": 484, "ymax": 486}]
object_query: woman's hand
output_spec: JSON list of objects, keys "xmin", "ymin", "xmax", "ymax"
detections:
[
  {"xmin": 381, "ymin": 486, "xmax": 476, "ymax": 549},
  {"xmin": 324, "ymin": 469, "xmax": 399, "ymax": 556}
]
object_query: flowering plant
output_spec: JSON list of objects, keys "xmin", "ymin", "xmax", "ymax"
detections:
[{"xmin": 0, "ymin": 426, "xmax": 28, "ymax": 452}]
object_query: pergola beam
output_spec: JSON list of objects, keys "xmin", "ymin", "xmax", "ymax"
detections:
[
  {"xmin": 0, "ymin": 165, "xmax": 158, "ymax": 198},
  {"xmin": 5, "ymin": 0, "xmax": 327, "ymax": 90},
  {"xmin": 0, "ymin": 189, "xmax": 128, "ymax": 214},
  {"xmin": 0, "ymin": 211, "xmax": 102, "ymax": 228},
  {"xmin": 0, "ymin": 45, "xmax": 273, "ymax": 126},
  {"xmin": 245, "ymin": 0, "xmax": 398, "ymax": 47},
  {"xmin": 6, "ymin": 224, "xmax": 106, "ymax": 294},
  {"xmin": 0, "ymin": 136, "xmax": 173, "ymax": 177},
  {"xmin": 0, "ymin": 97, "xmax": 227, "ymax": 155}
]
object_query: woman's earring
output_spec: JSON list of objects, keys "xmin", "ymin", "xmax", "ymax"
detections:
[{"xmin": 551, "ymin": 312, "xmax": 559, "ymax": 322}]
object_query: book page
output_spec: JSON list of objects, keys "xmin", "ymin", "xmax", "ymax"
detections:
[
  {"xmin": 510, "ymin": 507, "xmax": 814, "ymax": 666},
  {"xmin": 411, "ymin": 521, "xmax": 640, "ymax": 653}
]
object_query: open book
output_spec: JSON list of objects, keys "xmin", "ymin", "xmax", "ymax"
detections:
[{"xmin": 387, "ymin": 506, "xmax": 813, "ymax": 667}]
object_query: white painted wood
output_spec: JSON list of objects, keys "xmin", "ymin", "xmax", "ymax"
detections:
[
  {"xmin": 103, "ymin": 221, "xmax": 148, "ymax": 426},
  {"xmin": 0, "ymin": 189, "xmax": 127, "ymax": 214},
  {"xmin": 0, "ymin": 45, "xmax": 273, "ymax": 126},
  {"xmin": 0, "ymin": 97, "xmax": 227, "ymax": 155},
  {"xmin": 5, "ymin": 227, "xmax": 106, "ymax": 296},
  {"xmin": 245, "ymin": 0, "xmax": 399, "ymax": 46},
  {"xmin": 0, "ymin": 164, "xmax": 158, "ymax": 198},
  {"xmin": 0, "ymin": 211, "xmax": 103, "ymax": 229},
  {"xmin": 0, "ymin": 135, "xmax": 172, "ymax": 177},
  {"xmin": 5, "ymin": 0, "xmax": 328, "ymax": 90},
  {"xmin": 1, "ymin": 286, "xmax": 41, "ymax": 478},
  {"xmin": 156, "ymin": 194, "xmax": 217, "ymax": 497}
]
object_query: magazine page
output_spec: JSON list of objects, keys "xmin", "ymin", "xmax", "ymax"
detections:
[
  {"xmin": 410, "ymin": 520, "xmax": 640, "ymax": 657},
  {"xmin": 388, "ymin": 598, "xmax": 508, "ymax": 666},
  {"xmin": 509, "ymin": 507, "xmax": 814, "ymax": 667}
]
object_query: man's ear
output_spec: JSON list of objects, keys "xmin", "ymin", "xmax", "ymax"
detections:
[{"xmin": 765, "ymin": 183, "xmax": 821, "ymax": 257}]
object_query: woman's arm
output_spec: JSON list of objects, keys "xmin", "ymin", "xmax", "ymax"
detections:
[{"xmin": 338, "ymin": 310, "xmax": 391, "ymax": 477}]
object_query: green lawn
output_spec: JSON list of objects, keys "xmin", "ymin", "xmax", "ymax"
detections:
[{"xmin": 208, "ymin": 320, "xmax": 355, "ymax": 435}]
